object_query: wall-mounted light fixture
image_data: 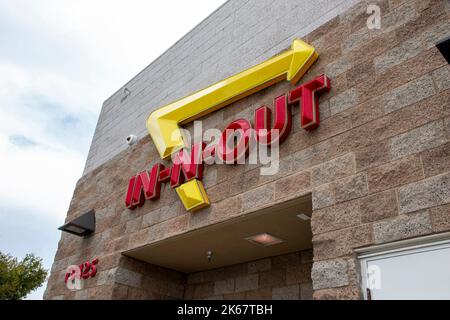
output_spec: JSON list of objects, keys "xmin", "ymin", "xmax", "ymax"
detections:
[
  {"xmin": 58, "ymin": 210, "xmax": 95, "ymax": 237},
  {"xmin": 436, "ymin": 36, "xmax": 450, "ymax": 64}
]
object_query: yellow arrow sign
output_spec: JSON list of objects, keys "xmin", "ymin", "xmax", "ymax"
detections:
[{"xmin": 146, "ymin": 39, "xmax": 318, "ymax": 159}]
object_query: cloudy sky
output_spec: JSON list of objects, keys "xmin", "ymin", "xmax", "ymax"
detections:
[{"xmin": 0, "ymin": 0, "xmax": 226, "ymax": 299}]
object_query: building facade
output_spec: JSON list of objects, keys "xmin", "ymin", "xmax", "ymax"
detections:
[{"xmin": 45, "ymin": 0, "xmax": 450, "ymax": 300}]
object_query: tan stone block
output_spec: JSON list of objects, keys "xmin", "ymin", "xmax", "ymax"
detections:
[
  {"xmin": 282, "ymin": 129, "xmax": 310, "ymax": 156},
  {"xmin": 125, "ymin": 216, "xmax": 142, "ymax": 234},
  {"xmin": 259, "ymin": 269, "xmax": 286, "ymax": 288},
  {"xmin": 313, "ymin": 224, "xmax": 373, "ymax": 261},
  {"xmin": 248, "ymin": 258, "xmax": 271, "ymax": 273},
  {"xmin": 346, "ymin": 59, "xmax": 376, "ymax": 89},
  {"xmin": 355, "ymin": 140, "xmax": 391, "ymax": 172},
  {"xmin": 312, "ymin": 183, "xmax": 335, "ymax": 210},
  {"xmin": 300, "ymin": 282, "xmax": 314, "ymax": 300},
  {"xmin": 242, "ymin": 184, "xmax": 275, "ymax": 212},
  {"xmin": 272, "ymin": 285, "xmax": 300, "ymax": 300},
  {"xmin": 244, "ymin": 288, "xmax": 272, "ymax": 300},
  {"xmin": 311, "ymin": 153, "xmax": 355, "ymax": 187},
  {"xmin": 350, "ymin": 96, "xmax": 384, "ymax": 128},
  {"xmin": 148, "ymin": 214, "xmax": 189, "ymax": 242},
  {"xmin": 367, "ymin": 156, "xmax": 424, "ymax": 193},
  {"xmin": 202, "ymin": 166, "xmax": 218, "ymax": 188},
  {"xmin": 207, "ymin": 180, "xmax": 231, "ymax": 203},
  {"xmin": 396, "ymin": 0, "xmax": 448, "ymax": 43},
  {"xmin": 74, "ymin": 289, "xmax": 89, "ymax": 300},
  {"xmin": 89, "ymin": 284, "xmax": 115, "ymax": 300},
  {"xmin": 292, "ymin": 139, "xmax": 338, "ymax": 172},
  {"xmin": 351, "ymin": 0, "xmax": 390, "ymax": 32},
  {"xmin": 127, "ymin": 288, "xmax": 152, "ymax": 300},
  {"xmin": 318, "ymin": 22, "xmax": 352, "ymax": 51},
  {"xmin": 313, "ymin": 286, "xmax": 362, "ymax": 300},
  {"xmin": 360, "ymin": 190, "xmax": 398, "ymax": 223},
  {"xmin": 341, "ymin": 27, "xmax": 370, "ymax": 54},
  {"xmin": 356, "ymin": 48, "xmax": 446, "ymax": 101},
  {"xmin": 398, "ymin": 171, "xmax": 450, "ymax": 213},
  {"xmin": 165, "ymin": 214, "xmax": 189, "ymax": 236},
  {"xmin": 374, "ymin": 36, "xmax": 423, "ymax": 75},
  {"xmin": 304, "ymin": 16, "xmax": 340, "ymax": 44},
  {"xmin": 430, "ymin": 203, "xmax": 450, "ymax": 232},
  {"xmin": 216, "ymin": 160, "xmax": 245, "ymax": 184},
  {"xmin": 334, "ymin": 173, "xmax": 368, "ymax": 203},
  {"xmin": 286, "ymin": 263, "xmax": 312, "ymax": 285},
  {"xmin": 446, "ymin": 117, "xmax": 450, "ymax": 140},
  {"xmin": 329, "ymin": 88, "xmax": 359, "ymax": 116},
  {"xmin": 187, "ymin": 272, "xmax": 204, "ymax": 285},
  {"xmin": 421, "ymin": 19, "xmax": 450, "ymax": 49},
  {"xmin": 229, "ymin": 173, "xmax": 246, "ymax": 197},
  {"xmin": 203, "ymin": 268, "xmax": 226, "ymax": 283},
  {"xmin": 211, "ymin": 195, "xmax": 243, "ymax": 222},
  {"xmin": 272, "ymin": 252, "xmax": 300, "ymax": 269},
  {"xmin": 383, "ymin": 74, "xmax": 436, "ymax": 114},
  {"xmin": 274, "ymin": 171, "xmax": 310, "ymax": 200},
  {"xmin": 224, "ymin": 264, "xmax": 247, "ymax": 278},
  {"xmin": 349, "ymin": 30, "xmax": 398, "ymax": 68},
  {"xmin": 373, "ymin": 211, "xmax": 432, "ymax": 244},
  {"xmin": 421, "ymin": 142, "xmax": 450, "ymax": 177},
  {"xmin": 183, "ymin": 285, "xmax": 195, "ymax": 299},
  {"xmin": 128, "ymin": 228, "xmax": 149, "ymax": 250},
  {"xmin": 311, "ymin": 258, "xmax": 349, "ymax": 290},
  {"xmin": 193, "ymin": 282, "xmax": 214, "ymax": 299},
  {"xmin": 390, "ymin": 120, "xmax": 447, "ymax": 160},
  {"xmin": 235, "ymin": 274, "xmax": 258, "ymax": 293},
  {"xmin": 413, "ymin": 0, "xmax": 443, "ymax": 12},
  {"xmin": 110, "ymin": 223, "xmax": 127, "ymax": 239},
  {"xmin": 331, "ymin": 88, "xmax": 450, "ymax": 156},
  {"xmin": 325, "ymin": 55, "xmax": 352, "ymax": 78},
  {"xmin": 307, "ymin": 112, "xmax": 353, "ymax": 146},
  {"xmin": 432, "ymin": 65, "xmax": 450, "ymax": 92},
  {"xmin": 223, "ymin": 292, "xmax": 246, "ymax": 300},
  {"xmin": 301, "ymin": 249, "xmax": 314, "ymax": 264},
  {"xmin": 214, "ymin": 279, "xmax": 235, "ymax": 296},
  {"xmin": 314, "ymin": 41, "xmax": 343, "ymax": 68},
  {"xmin": 321, "ymin": 73, "xmax": 349, "ymax": 102},
  {"xmin": 311, "ymin": 199, "xmax": 361, "ymax": 235}
]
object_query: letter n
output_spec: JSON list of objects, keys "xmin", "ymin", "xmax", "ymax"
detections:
[
  {"xmin": 170, "ymin": 142, "xmax": 204, "ymax": 188},
  {"xmin": 125, "ymin": 163, "xmax": 164, "ymax": 209}
]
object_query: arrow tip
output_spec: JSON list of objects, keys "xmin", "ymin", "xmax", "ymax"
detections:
[{"xmin": 287, "ymin": 39, "xmax": 319, "ymax": 84}]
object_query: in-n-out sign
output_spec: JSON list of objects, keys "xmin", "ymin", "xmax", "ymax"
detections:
[{"xmin": 125, "ymin": 39, "xmax": 331, "ymax": 211}]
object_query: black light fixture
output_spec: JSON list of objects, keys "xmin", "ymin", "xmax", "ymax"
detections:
[
  {"xmin": 436, "ymin": 35, "xmax": 450, "ymax": 64},
  {"xmin": 58, "ymin": 210, "xmax": 95, "ymax": 237}
]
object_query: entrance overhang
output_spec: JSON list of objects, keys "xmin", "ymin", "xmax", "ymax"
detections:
[{"xmin": 123, "ymin": 195, "xmax": 313, "ymax": 273}]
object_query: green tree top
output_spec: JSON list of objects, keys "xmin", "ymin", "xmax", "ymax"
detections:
[{"xmin": 0, "ymin": 252, "xmax": 48, "ymax": 300}]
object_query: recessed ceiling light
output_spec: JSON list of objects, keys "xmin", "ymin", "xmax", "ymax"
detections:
[
  {"xmin": 296, "ymin": 213, "xmax": 311, "ymax": 221},
  {"xmin": 245, "ymin": 233, "xmax": 284, "ymax": 246}
]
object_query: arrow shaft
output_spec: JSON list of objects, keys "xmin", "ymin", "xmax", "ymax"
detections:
[
  {"xmin": 159, "ymin": 51, "xmax": 292, "ymax": 122},
  {"xmin": 147, "ymin": 39, "xmax": 317, "ymax": 159}
]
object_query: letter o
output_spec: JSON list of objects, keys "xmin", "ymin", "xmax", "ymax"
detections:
[{"xmin": 216, "ymin": 119, "xmax": 252, "ymax": 163}]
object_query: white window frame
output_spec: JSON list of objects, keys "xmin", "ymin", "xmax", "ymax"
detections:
[{"xmin": 356, "ymin": 232, "xmax": 450, "ymax": 300}]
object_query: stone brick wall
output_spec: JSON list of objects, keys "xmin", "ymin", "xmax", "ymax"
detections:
[
  {"xmin": 184, "ymin": 250, "xmax": 313, "ymax": 300},
  {"xmin": 83, "ymin": 0, "xmax": 360, "ymax": 175},
  {"xmin": 45, "ymin": 0, "xmax": 450, "ymax": 300}
]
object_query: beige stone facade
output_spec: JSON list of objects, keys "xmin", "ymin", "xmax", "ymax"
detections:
[{"xmin": 45, "ymin": 0, "xmax": 450, "ymax": 300}]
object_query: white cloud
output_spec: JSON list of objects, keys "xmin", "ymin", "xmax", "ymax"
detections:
[
  {"xmin": 0, "ymin": 135, "xmax": 84, "ymax": 221},
  {"xmin": 0, "ymin": 0, "xmax": 227, "ymax": 299},
  {"xmin": 0, "ymin": 0, "xmax": 227, "ymax": 219}
]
